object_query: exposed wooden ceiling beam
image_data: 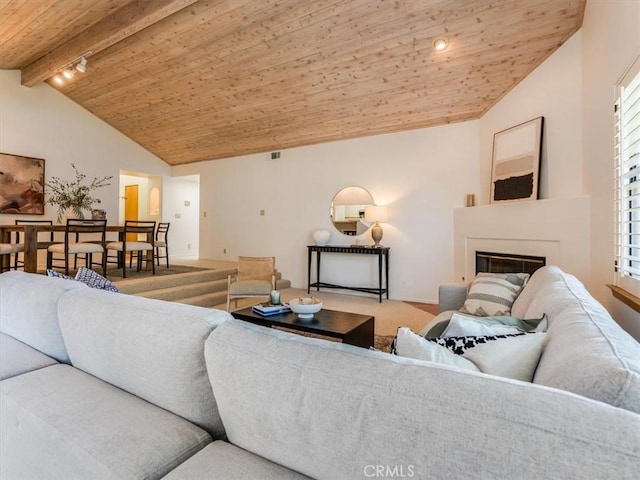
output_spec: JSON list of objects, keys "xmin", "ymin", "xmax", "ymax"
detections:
[{"xmin": 20, "ymin": 0, "xmax": 198, "ymax": 87}]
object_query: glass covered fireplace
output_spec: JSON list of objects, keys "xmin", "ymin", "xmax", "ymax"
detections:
[{"xmin": 475, "ymin": 251, "xmax": 546, "ymax": 276}]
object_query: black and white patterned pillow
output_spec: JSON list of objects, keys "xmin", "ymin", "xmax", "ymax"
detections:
[
  {"xmin": 426, "ymin": 333, "xmax": 528, "ymax": 355},
  {"xmin": 393, "ymin": 328, "xmax": 547, "ymax": 382},
  {"xmin": 75, "ymin": 267, "xmax": 119, "ymax": 293}
]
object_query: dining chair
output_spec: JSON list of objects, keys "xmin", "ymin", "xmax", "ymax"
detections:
[
  {"xmin": 0, "ymin": 243, "xmax": 23, "ymax": 273},
  {"xmin": 226, "ymin": 256, "xmax": 276, "ymax": 311},
  {"xmin": 106, "ymin": 220, "xmax": 156, "ymax": 278},
  {"xmin": 46, "ymin": 219, "xmax": 108, "ymax": 276},
  {"xmin": 154, "ymin": 222, "xmax": 170, "ymax": 268},
  {"xmin": 13, "ymin": 219, "xmax": 55, "ymax": 270}
]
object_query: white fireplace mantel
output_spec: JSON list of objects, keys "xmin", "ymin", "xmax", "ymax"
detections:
[{"xmin": 454, "ymin": 196, "xmax": 591, "ymax": 284}]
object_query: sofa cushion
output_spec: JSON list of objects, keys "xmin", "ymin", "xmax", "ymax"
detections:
[
  {"xmin": 460, "ymin": 272, "xmax": 529, "ymax": 316},
  {"xmin": 521, "ymin": 267, "xmax": 640, "ymax": 413},
  {"xmin": 58, "ymin": 287, "xmax": 233, "ymax": 437},
  {"xmin": 0, "ymin": 332, "xmax": 58, "ymax": 380},
  {"xmin": 0, "ymin": 364, "xmax": 211, "ymax": 479},
  {"xmin": 0, "ymin": 271, "xmax": 87, "ymax": 363},
  {"xmin": 164, "ymin": 441, "xmax": 310, "ymax": 479},
  {"xmin": 205, "ymin": 320, "xmax": 640, "ymax": 479}
]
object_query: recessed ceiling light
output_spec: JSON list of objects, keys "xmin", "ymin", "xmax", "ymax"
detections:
[{"xmin": 433, "ymin": 37, "xmax": 449, "ymax": 51}]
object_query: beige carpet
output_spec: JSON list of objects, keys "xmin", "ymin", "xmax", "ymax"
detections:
[{"xmin": 228, "ymin": 287, "xmax": 434, "ymax": 337}]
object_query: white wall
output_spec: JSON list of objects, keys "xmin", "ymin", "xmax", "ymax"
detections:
[
  {"xmin": 582, "ymin": 0, "xmax": 640, "ymax": 339},
  {"xmin": 479, "ymin": 31, "xmax": 583, "ymax": 203},
  {"xmin": 163, "ymin": 175, "xmax": 200, "ymax": 257},
  {"xmin": 460, "ymin": 31, "xmax": 590, "ymax": 287},
  {"xmin": 173, "ymin": 121, "xmax": 481, "ymax": 302},
  {"xmin": 0, "ymin": 70, "xmax": 170, "ymax": 227}
]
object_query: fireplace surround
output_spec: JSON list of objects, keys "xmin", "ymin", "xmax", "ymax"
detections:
[{"xmin": 453, "ymin": 197, "xmax": 590, "ymax": 284}]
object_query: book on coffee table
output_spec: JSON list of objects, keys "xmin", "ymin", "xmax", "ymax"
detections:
[{"xmin": 251, "ymin": 303, "xmax": 291, "ymax": 316}]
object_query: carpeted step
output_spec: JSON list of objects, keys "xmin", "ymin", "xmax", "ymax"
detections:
[
  {"xmin": 116, "ymin": 269, "xmax": 233, "ymax": 295},
  {"xmin": 134, "ymin": 278, "xmax": 228, "ymax": 302},
  {"xmin": 178, "ymin": 291, "xmax": 229, "ymax": 308},
  {"xmin": 117, "ymin": 266, "xmax": 293, "ymax": 311}
]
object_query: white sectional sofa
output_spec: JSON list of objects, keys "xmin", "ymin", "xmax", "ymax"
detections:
[{"xmin": 1, "ymin": 268, "xmax": 639, "ymax": 479}]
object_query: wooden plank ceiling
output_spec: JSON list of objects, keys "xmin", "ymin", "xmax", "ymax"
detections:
[{"xmin": 0, "ymin": 0, "xmax": 585, "ymax": 166}]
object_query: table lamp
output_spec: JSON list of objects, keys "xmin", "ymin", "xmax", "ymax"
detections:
[{"xmin": 364, "ymin": 205, "xmax": 388, "ymax": 247}]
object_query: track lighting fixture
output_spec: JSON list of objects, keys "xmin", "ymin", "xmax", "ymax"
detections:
[
  {"xmin": 75, "ymin": 56, "xmax": 87, "ymax": 73},
  {"xmin": 50, "ymin": 52, "xmax": 91, "ymax": 86}
]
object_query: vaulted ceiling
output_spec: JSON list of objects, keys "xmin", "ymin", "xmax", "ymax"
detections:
[{"xmin": 0, "ymin": 0, "xmax": 585, "ymax": 165}]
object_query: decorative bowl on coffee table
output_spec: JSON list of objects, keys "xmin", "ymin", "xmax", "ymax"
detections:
[{"xmin": 289, "ymin": 297, "xmax": 323, "ymax": 320}]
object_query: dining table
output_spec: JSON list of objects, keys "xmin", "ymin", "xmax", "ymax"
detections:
[{"xmin": 0, "ymin": 223, "xmax": 153, "ymax": 273}]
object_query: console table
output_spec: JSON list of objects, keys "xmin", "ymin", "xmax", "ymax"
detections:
[{"xmin": 307, "ymin": 245, "xmax": 389, "ymax": 302}]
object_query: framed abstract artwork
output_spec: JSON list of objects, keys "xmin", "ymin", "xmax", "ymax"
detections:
[
  {"xmin": 0, "ymin": 153, "xmax": 45, "ymax": 215},
  {"xmin": 490, "ymin": 117, "xmax": 544, "ymax": 204}
]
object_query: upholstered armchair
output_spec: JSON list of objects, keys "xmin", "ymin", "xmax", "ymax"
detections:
[{"xmin": 226, "ymin": 256, "xmax": 276, "ymax": 311}]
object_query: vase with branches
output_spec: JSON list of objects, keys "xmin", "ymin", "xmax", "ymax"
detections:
[{"xmin": 45, "ymin": 164, "xmax": 112, "ymax": 222}]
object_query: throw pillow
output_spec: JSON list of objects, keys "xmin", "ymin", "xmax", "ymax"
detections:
[
  {"xmin": 393, "ymin": 328, "xmax": 480, "ymax": 373},
  {"xmin": 459, "ymin": 272, "xmax": 529, "ymax": 316},
  {"xmin": 424, "ymin": 319, "xmax": 450, "ymax": 338},
  {"xmin": 393, "ymin": 328, "xmax": 547, "ymax": 382},
  {"xmin": 74, "ymin": 267, "xmax": 119, "ymax": 293},
  {"xmin": 46, "ymin": 269, "xmax": 73, "ymax": 280},
  {"xmin": 440, "ymin": 312, "xmax": 548, "ymax": 337},
  {"xmin": 428, "ymin": 332, "xmax": 547, "ymax": 382}
]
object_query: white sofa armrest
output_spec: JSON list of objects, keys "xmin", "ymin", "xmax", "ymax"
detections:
[{"xmin": 438, "ymin": 282, "xmax": 467, "ymax": 313}]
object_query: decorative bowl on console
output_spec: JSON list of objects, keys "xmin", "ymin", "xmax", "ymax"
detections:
[{"xmin": 289, "ymin": 297, "xmax": 323, "ymax": 320}]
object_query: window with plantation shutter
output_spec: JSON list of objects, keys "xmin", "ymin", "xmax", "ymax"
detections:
[{"xmin": 614, "ymin": 55, "xmax": 640, "ymax": 296}]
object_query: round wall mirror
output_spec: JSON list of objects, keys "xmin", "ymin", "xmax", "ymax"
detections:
[{"xmin": 330, "ymin": 186, "xmax": 375, "ymax": 236}]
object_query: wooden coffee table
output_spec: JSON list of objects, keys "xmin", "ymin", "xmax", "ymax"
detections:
[{"xmin": 231, "ymin": 307, "xmax": 375, "ymax": 348}]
